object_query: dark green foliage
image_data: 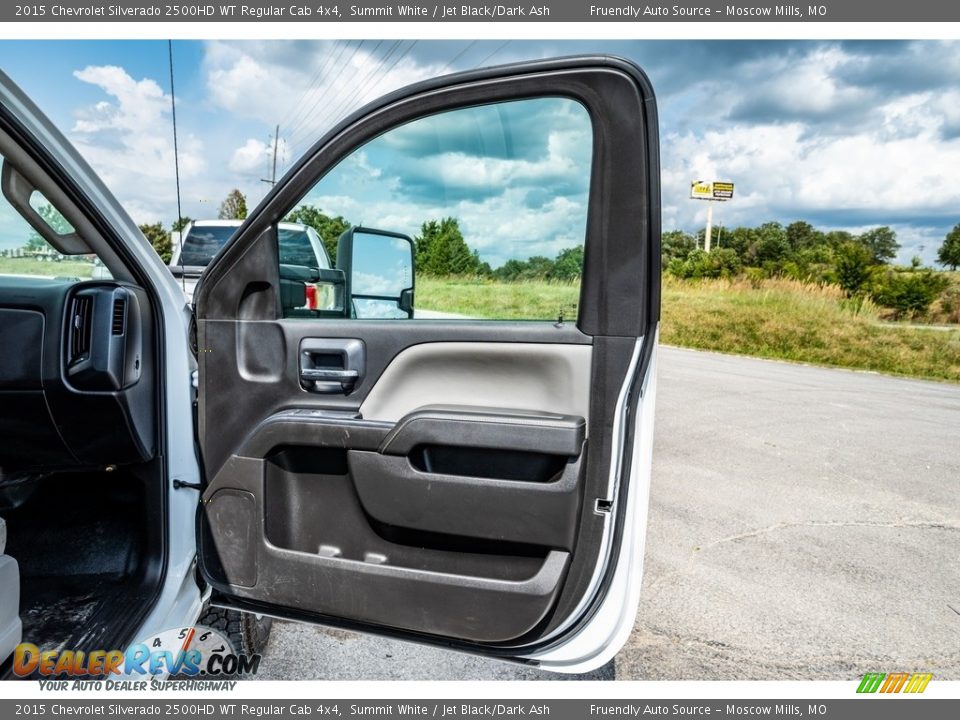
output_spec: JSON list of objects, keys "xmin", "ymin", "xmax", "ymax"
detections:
[
  {"xmin": 661, "ymin": 230, "xmax": 697, "ymax": 270},
  {"xmin": 668, "ymin": 248, "xmax": 742, "ymax": 279},
  {"xmin": 785, "ymin": 221, "xmax": 825, "ymax": 252},
  {"xmin": 833, "ymin": 241, "xmax": 874, "ymax": 297},
  {"xmin": 938, "ymin": 224, "xmax": 960, "ymax": 271},
  {"xmin": 415, "ymin": 218, "xmax": 483, "ymax": 276},
  {"xmin": 551, "ymin": 246, "xmax": 585, "ymax": 280},
  {"xmin": 857, "ymin": 226, "xmax": 900, "ymax": 263},
  {"xmin": 868, "ymin": 268, "xmax": 950, "ymax": 318},
  {"xmin": 747, "ymin": 222, "xmax": 790, "ymax": 267},
  {"xmin": 284, "ymin": 205, "xmax": 351, "ymax": 261},
  {"xmin": 139, "ymin": 222, "xmax": 172, "ymax": 263}
]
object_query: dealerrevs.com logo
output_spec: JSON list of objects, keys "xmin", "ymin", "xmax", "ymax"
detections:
[
  {"xmin": 857, "ymin": 673, "xmax": 933, "ymax": 694},
  {"xmin": 13, "ymin": 626, "xmax": 260, "ymax": 678}
]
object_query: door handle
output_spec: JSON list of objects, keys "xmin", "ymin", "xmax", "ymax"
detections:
[
  {"xmin": 299, "ymin": 338, "xmax": 365, "ymax": 394},
  {"xmin": 300, "ymin": 368, "xmax": 359, "ymax": 382}
]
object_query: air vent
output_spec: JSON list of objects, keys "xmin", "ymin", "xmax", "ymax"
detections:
[
  {"xmin": 69, "ymin": 294, "xmax": 92, "ymax": 363},
  {"xmin": 112, "ymin": 296, "xmax": 126, "ymax": 335}
]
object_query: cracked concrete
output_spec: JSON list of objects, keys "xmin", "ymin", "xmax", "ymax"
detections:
[{"xmin": 618, "ymin": 347, "xmax": 960, "ymax": 680}]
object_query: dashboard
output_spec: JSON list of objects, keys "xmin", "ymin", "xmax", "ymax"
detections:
[{"xmin": 0, "ymin": 277, "xmax": 156, "ymax": 482}]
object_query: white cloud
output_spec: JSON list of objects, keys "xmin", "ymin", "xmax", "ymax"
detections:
[
  {"xmin": 69, "ymin": 64, "xmax": 207, "ymax": 225},
  {"xmin": 228, "ymin": 137, "xmax": 289, "ymax": 176},
  {"xmin": 661, "ymin": 87, "xmax": 960, "ymax": 263},
  {"xmin": 201, "ymin": 41, "xmax": 445, "ymax": 161}
]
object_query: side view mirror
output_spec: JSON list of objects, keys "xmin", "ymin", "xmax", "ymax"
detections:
[{"xmin": 336, "ymin": 227, "xmax": 415, "ymax": 319}]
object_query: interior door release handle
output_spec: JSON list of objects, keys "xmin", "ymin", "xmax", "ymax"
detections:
[
  {"xmin": 300, "ymin": 368, "xmax": 359, "ymax": 382},
  {"xmin": 299, "ymin": 338, "xmax": 365, "ymax": 394}
]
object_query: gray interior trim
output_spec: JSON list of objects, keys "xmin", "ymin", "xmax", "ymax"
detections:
[
  {"xmin": 360, "ymin": 343, "xmax": 593, "ymax": 424},
  {"xmin": 0, "ymin": 127, "xmax": 133, "ymax": 282}
]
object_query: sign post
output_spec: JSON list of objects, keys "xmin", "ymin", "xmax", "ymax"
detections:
[{"xmin": 690, "ymin": 180, "xmax": 735, "ymax": 252}]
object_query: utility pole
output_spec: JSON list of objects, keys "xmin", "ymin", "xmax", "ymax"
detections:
[
  {"xmin": 704, "ymin": 203, "xmax": 714, "ymax": 253},
  {"xmin": 261, "ymin": 125, "xmax": 280, "ymax": 187}
]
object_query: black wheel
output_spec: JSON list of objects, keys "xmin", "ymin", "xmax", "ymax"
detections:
[{"xmin": 195, "ymin": 604, "xmax": 273, "ymax": 656}]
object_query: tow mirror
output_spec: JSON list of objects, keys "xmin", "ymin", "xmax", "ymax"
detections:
[{"xmin": 336, "ymin": 227, "xmax": 415, "ymax": 319}]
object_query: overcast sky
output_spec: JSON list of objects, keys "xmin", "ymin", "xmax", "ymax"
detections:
[{"xmin": 0, "ymin": 39, "xmax": 958, "ymax": 264}]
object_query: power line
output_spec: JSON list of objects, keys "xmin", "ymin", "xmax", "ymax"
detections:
[
  {"xmin": 167, "ymin": 40, "xmax": 186, "ymax": 294},
  {"xmin": 440, "ymin": 40, "xmax": 477, "ymax": 74},
  {"xmin": 306, "ymin": 40, "xmax": 419, "ymax": 141},
  {"xmin": 283, "ymin": 41, "xmax": 359, "ymax": 144},
  {"xmin": 275, "ymin": 40, "xmax": 343, "ymax": 129},
  {"xmin": 281, "ymin": 39, "xmax": 508, "ymax": 176},
  {"xmin": 288, "ymin": 39, "xmax": 402, "ymax": 148},
  {"xmin": 291, "ymin": 40, "xmax": 370, "ymax": 146},
  {"xmin": 287, "ymin": 40, "xmax": 402, "ymax": 152},
  {"xmin": 281, "ymin": 41, "xmax": 349, "ymax": 139},
  {"xmin": 474, "ymin": 40, "xmax": 512, "ymax": 68}
]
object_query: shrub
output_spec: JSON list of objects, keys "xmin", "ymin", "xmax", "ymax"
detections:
[
  {"xmin": 745, "ymin": 267, "xmax": 766, "ymax": 289},
  {"xmin": 868, "ymin": 268, "xmax": 951, "ymax": 319},
  {"xmin": 833, "ymin": 241, "xmax": 874, "ymax": 297},
  {"xmin": 668, "ymin": 248, "xmax": 742, "ymax": 280}
]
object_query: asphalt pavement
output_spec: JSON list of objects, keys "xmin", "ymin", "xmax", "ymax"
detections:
[{"xmin": 253, "ymin": 346, "xmax": 960, "ymax": 680}]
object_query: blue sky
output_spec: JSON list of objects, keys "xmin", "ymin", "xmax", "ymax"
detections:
[{"xmin": 1, "ymin": 40, "xmax": 958, "ymax": 264}]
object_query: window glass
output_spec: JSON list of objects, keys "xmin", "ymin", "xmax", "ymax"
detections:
[
  {"xmin": 283, "ymin": 97, "xmax": 592, "ymax": 320},
  {"xmin": 0, "ymin": 155, "xmax": 99, "ymax": 282},
  {"xmin": 278, "ymin": 226, "xmax": 330, "ymax": 268},
  {"xmin": 178, "ymin": 224, "xmax": 237, "ymax": 267}
]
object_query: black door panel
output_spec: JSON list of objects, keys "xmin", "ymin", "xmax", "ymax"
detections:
[
  {"xmin": 196, "ymin": 56, "xmax": 660, "ymax": 656},
  {"xmin": 201, "ymin": 448, "xmax": 572, "ymax": 642},
  {"xmin": 348, "ymin": 449, "xmax": 584, "ymax": 549}
]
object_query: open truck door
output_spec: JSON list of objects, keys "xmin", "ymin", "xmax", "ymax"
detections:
[{"xmin": 193, "ymin": 56, "xmax": 660, "ymax": 673}]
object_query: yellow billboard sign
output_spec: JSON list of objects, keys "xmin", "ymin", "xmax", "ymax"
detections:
[{"xmin": 690, "ymin": 180, "xmax": 734, "ymax": 201}]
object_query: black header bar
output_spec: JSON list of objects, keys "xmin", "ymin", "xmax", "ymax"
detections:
[{"xmin": 2, "ymin": 1, "xmax": 954, "ymax": 23}]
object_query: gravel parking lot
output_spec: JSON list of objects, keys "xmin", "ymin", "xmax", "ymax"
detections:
[{"xmin": 254, "ymin": 346, "xmax": 960, "ymax": 680}]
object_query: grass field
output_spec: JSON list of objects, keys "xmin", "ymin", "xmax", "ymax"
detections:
[
  {"xmin": 0, "ymin": 256, "xmax": 94, "ymax": 279},
  {"xmin": 417, "ymin": 275, "xmax": 960, "ymax": 383}
]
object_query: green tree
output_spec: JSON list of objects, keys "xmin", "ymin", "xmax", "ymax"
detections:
[
  {"xmin": 937, "ymin": 223, "xmax": 960, "ymax": 271},
  {"xmin": 869, "ymin": 268, "xmax": 950, "ymax": 319},
  {"xmin": 721, "ymin": 226, "xmax": 755, "ymax": 258},
  {"xmin": 218, "ymin": 189, "xmax": 248, "ymax": 220},
  {"xmin": 858, "ymin": 226, "xmax": 899, "ymax": 264},
  {"xmin": 284, "ymin": 205, "xmax": 351, "ymax": 261},
  {"xmin": 139, "ymin": 222, "xmax": 172, "ymax": 263},
  {"xmin": 667, "ymin": 248, "xmax": 741, "ymax": 280},
  {"xmin": 661, "ymin": 230, "xmax": 696, "ymax": 270},
  {"xmin": 833, "ymin": 241, "xmax": 874, "ymax": 297},
  {"xmin": 171, "ymin": 216, "xmax": 193, "ymax": 233},
  {"xmin": 824, "ymin": 230, "xmax": 855, "ymax": 249},
  {"xmin": 748, "ymin": 222, "xmax": 790, "ymax": 266},
  {"xmin": 786, "ymin": 221, "xmax": 824, "ymax": 252},
  {"xmin": 550, "ymin": 246, "xmax": 585, "ymax": 281},
  {"xmin": 415, "ymin": 218, "xmax": 481, "ymax": 276}
]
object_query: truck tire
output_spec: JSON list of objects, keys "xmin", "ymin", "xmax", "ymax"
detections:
[{"xmin": 196, "ymin": 604, "xmax": 273, "ymax": 656}]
